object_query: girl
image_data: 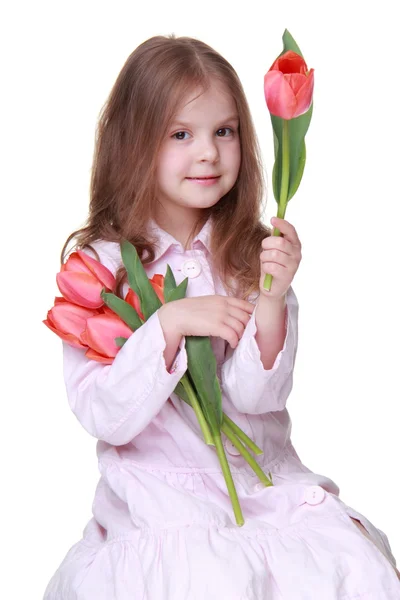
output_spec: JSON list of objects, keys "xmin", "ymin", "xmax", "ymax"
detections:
[{"xmin": 44, "ymin": 34, "xmax": 400, "ymax": 599}]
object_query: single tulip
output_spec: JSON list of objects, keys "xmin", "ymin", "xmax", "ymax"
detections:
[
  {"xmin": 43, "ymin": 297, "xmax": 100, "ymax": 348},
  {"xmin": 264, "ymin": 50, "xmax": 314, "ymax": 120},
  {"xmin": 81, "ymin": 312, "xmax": 134, "ymax": 364},
  {"xmin": 125, "ymin": 274, "xmax": 165, "ymax": 319},
  {"xmin": 262, "ymin": 31, "xmax": 314, "ymax": 292},
  {"xmin": 56, "ymin": 250, "xmax": 116, "ymax": 309}
]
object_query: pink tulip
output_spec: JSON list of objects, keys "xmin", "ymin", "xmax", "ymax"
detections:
[
  {"xmin": 81, "ymin": 313, "xmax": 134, "ymax": 364},
  {"xmin": 56, "ymin": 250, "xmax": 116, "ymax": 309},
  {"xmin": 264, "ymin": 50, "xmax": 314, "ymax": 120},
  {"xmin": 43, "ymin": 297, "xmax": 99, "ymax": 348}
]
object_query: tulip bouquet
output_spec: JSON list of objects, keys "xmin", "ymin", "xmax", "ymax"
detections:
[
  {"xmin": 263, "ymin": 29, "xmax": 314, "ymax": 291},
  {"xmin": 44, "ymin": 243, "xmax": 273, "ymax": 526}
]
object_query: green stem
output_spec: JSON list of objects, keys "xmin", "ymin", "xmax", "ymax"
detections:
[
  {"xmin": 180, "ymin": 374, "xmax": 214, "ymax": 446},
  {"xmin": 213, "ymin": 433, "xmax": 244, "ymax": 526},
  {"xmin": 222, "ymin": 414, "xmax": 263, "ymax": 455},
  {"xmin": 221, "ymin": 422, "xmax": 273, "ymax": 487},
  {"xmin": 263, "ymin": 118, "xmax": 290, "ymax": 291}
]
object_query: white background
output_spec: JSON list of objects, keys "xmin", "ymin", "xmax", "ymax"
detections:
[{"xmin": 2, "ymin": 0, "xmax": 399, "ymax": 597}]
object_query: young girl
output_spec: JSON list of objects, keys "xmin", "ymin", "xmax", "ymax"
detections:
[{"xmin": 44, "ymin": 34, "xmax": 400, "ymax": 599}]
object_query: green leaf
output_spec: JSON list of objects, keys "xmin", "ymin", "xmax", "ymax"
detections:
[
  {"xmin": 163, "ymin": 265, "xmax": 177, "ymax": 300},
  {"xmin": 165, "ymin": 277, "xmax": 188, "ymax": 303},
  {"xmin": 281, "ymin": 29, "xmax": 303, "ymax": 57},
  {"xmin": 287, "ymin": 140, "xmax": 306, "ymax": 201},
  {"xmin": 120, "ymin": 240, "xmax": 163, "ymax": 320},
  {"xmin": 174, "ymin": 380, "xmax": 191, "ymax": 405},
  {"xmin": 271, "ymin": 102, "xmax": 313, "ymax": 204},
  {"xmin": 185, "ymin": 336, "xmax": 223, "ymax": 433},
  {"xmin": 101, "ymin": 289, "xmax": 143, "ymax": 331},
  {"xmin": 115, "ymin": 336, "xmax": 128, "ymax": 347}
]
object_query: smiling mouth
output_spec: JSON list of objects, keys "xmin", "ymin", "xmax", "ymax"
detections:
[{"xmin": 186, "ymin": 176, "xmax": 220, "ymax": 180}]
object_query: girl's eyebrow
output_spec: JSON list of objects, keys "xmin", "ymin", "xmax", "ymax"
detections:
[{"xmin": 172, "ymin": 114, "xmax": 239, "ymax": 127}]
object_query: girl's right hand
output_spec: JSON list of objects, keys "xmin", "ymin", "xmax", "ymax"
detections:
[{"xmin": 158, "ymin": 296, "xmax": 255, "ymax": 349}]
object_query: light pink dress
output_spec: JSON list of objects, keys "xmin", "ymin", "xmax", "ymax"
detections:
[{"xmin": 44, "ymin": 217, "xmax": 400, "ymax": 599}]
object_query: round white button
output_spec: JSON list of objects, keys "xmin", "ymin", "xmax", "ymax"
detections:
[
  {"xmin": 224, "ymin": 438, "xmax": 241, "ymax": 456},
  {"xmin": 182, "ymin": 259, "xmax": 202, "ymax": 278},
  {"xmin": 255, "ymin": 482, "xmax": 265, "ymax": 492},
  {"xmin": 304, "ymin": 486, "xmax": 326, "ymax": 505}
]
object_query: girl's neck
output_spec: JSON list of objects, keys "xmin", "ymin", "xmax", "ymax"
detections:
[{"xmin": 153, "ymin": 209, "xmax": 209, "ymax": 250}]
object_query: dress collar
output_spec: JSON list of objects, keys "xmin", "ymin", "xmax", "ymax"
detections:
[{"xmin": 147, "ymin": 216, "xmax": 213, "ymax": 262}]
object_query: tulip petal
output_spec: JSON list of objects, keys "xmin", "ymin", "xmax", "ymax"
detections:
[
  {"xmin": 271, "ymin": 50, "xmax": 308, "ymax": 75},
  {"xmin": 125, "ymin": 288, "xmax": 144, "ymax": 320},
  {"xmin": 264, "ymin": 70, "xmax": 297, "ymax": 120},
  {"xmin": 54, "ymin": 296, "xmax": 69, "ymax": 305},
  {"xmin": 284, "ymin": 73, "xmax": 307, "ymax": 96},
  {"xmin": 151, "ymin": 281, "xmax": 165, "ymax": 304},
  {"xmin": 85, "ymin": 348, "xmax": 114, "ymax": 364},
  {"xmin": 56, "ymin": 271, "xmax": 105, "ymax": 308},
  {"xmin": 60, "ymin": 252, "xmax": 93, "ymax": 275},
  {"xmin": 46, "ymin": 302, "xmax": 99, "ymax": 342},
  {"xmin": 51, "ymin": 303, "xmax": 97, "ymax": 334},
  {"xmin": 101, "ymin": 305, "xmax": 119, "ymax": 317},
  {"xmin": 151, "ymin": 274, "xmax": 164, "ymax": 289},
  {"xmin": 292, "ymin": 69, "xmax": 314, "ymax": 118},
  {"xmin": 76, "ymin": 250, "xmax": 117, "ymax": 292},
  {"xmin": 83, "ymin": 313, "xmax": 133, "ymax": 358},
  {"xmin": 43, "ymin": 319, "xmax": 87, "ymax": 348}
]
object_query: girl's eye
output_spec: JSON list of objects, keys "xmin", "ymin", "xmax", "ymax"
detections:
[
  {"xmin": 171, "ymin": 127, "xmax": 235, "ymax": 141},
  {"xmin": 216, "ymin": 127, "xmax": 234, "ymax": 137},
  {"xmin": 172, "ymin": 131, "xmax": 189, "ymax": 141}
]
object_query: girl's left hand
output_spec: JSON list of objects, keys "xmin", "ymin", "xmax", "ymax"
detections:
[{"xmin": 259, "ymin": 217, "xmax": 302, "ymax": 300}]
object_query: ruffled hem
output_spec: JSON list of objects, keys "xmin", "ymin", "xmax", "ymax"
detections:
[{"xmin": 44, "ymin": 483, "xmax": 400, "ymax": 600}]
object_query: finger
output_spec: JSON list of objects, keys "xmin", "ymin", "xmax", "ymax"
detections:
[
  {"xmin": 219, "ymin": 322, "xmax": 240, "ymax": 348},
  {"xmin": 227, "ymin": 297, "xmax": 255, "ymax": 314},
  {"xmin": 271, "ymin": 217, "xmax": 301, "ymax": 248},
  {"xmin": 261, "ymin": 236, "xmax": 293, "ymax": 255},
  {"xmin": 260, "ymin": 262, "xmax": 286, "ymax": 276},
  {"xmin": 260, "ymin": 248, "xmax": 291, "ymax": 267},
  {"xmin": 224, "ymin": 315, "xmax": 245, "ymax": 343},
  {"xmin": 228, "ymin": 306, "xmax": 253, "ymax": 329}
]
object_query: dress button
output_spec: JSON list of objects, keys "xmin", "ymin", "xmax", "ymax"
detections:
[
  {"xmin": 255, "ymin": 482, "xmax": 265, "ymax": 492},
  {"xmin": 182, "ymin": 259, "xmax": 202, "ymax": 278},
  {"xmin": 304, "ymin": 486, "xmax": 326, "ymax": 505},
  {"xmin": 224, "ymin": 438, "xmax": 241, "ymax": 456}
]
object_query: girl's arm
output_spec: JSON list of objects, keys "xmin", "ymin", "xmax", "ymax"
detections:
[
  {"xmin": 255, "ymin": 294, "xmax": 287, "ymax": 370},
  {"xmin": 62, "ymin": 244, "xmax": 187, "ymax": 446},
  {"xmin": 221, "ymin": 286, "xmax": 299, "ymax": 414}
]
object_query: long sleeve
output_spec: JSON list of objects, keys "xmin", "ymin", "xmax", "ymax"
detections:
[
  {"xmin": 221, "ymin": 286, "xmax": 299, "ymax": 414},
  {"xmin": 62, "ymin": 243, "xmax": 188, "ymax": 446}
]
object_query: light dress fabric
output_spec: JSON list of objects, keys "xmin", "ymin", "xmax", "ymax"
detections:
[{"xmin": 44, "ymin": 217, "xmax": 400, "ymax": 599}]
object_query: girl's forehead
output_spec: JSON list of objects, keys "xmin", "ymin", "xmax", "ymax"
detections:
[{"xmin": 173, "ymin": 83, "xmax": 238, "ymax": 123}]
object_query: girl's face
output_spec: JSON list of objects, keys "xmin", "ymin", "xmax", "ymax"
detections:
[{"xmin": 156, "ymin": 80, "xmax": 241, "ymax": 220}]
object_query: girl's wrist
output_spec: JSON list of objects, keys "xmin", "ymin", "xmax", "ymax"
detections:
[
  {"xmin": 159, "ymin": 300, "xmax": 185, "ymax": 337},
  {"xmin": 258, "ymin": 292, "xmax": 287, "ymax": 307}
]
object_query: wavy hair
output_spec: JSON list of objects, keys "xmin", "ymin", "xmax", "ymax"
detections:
[{"xmin": 60, "ymin": 34, "xmax": 271, "ymax": 300}]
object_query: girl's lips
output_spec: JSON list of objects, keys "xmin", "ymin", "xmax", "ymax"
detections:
[{"xmin": 186, "ymin": 176, "xmax": 220, "ymax": 186}]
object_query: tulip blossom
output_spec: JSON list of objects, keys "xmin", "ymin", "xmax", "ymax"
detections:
[
  {"xmin": 264, "ymin": 50, "xmax": 314, "ymax": 120},
  {"xmin": 125, "ymin": 274, "xmax": 165, "ymax": 319},
  {"xmin": 43, "ymin": 297, "xmax": 100, "ymax": 348},
  {"xmin": 56, "ymin": 250, "xmax": 116, "ymax": 309},
  {"xmin": 82, "ymin": 313, "xmax": 134, "ymax": 364}
]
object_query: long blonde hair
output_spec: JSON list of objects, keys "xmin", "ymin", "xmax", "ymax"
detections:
[{"xmin": 61, "ymin": 34, "xmax": 271, "ymax": 300}]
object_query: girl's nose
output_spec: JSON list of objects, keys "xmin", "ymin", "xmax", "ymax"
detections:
[{"xmin": 198, "ymin": 138, "xmax": 219, "ymax": 162}]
